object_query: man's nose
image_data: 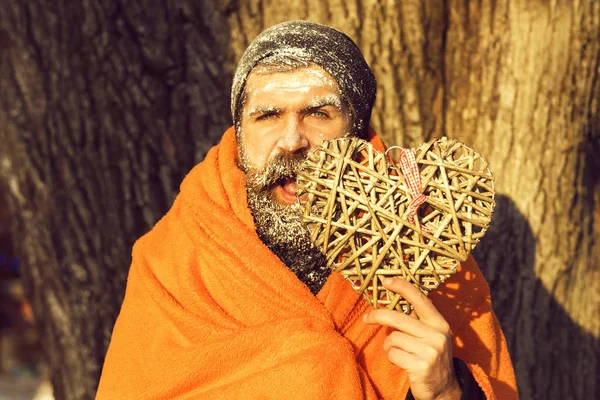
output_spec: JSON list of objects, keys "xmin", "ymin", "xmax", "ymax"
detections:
[{"xmin": 277, "ymin": 117, "xmax": 310, "ymax": 154}]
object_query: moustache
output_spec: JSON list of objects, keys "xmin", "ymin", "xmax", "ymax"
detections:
[{"xmin": 248, "ymin": 150, "xmax": 308, "ymax": 191}]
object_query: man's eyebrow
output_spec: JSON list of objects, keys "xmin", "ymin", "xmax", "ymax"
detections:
[
  {"xmin": 303, "ymin": 95, "xmax": 344, "ymax": 112},
  {"xmin": 246, "ymin": 95, "xmax": 344, "ymax": 118},
  {"xmin": 247, "ymin": 105, "xmax": 281, "ymax": 118}
]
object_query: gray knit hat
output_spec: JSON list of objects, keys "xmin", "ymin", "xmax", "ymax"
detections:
[{"xmin": 231, "ymin": 20, "xmax": 377, "ymax": 137}]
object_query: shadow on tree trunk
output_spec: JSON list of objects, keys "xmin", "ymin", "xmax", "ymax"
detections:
[{"xmin": 475, "ymin": 194, "xmax": 599, "ymax": 400}]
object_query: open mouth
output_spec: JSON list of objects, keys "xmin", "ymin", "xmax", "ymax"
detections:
[{"xmin": 274, "ymin": 177, "xmax": 299, "ymax": 204}]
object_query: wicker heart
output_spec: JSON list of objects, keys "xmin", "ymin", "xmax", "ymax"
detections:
[{"xmin": 296, "ymin": 137, "xmax": 495, "ymax": 313}]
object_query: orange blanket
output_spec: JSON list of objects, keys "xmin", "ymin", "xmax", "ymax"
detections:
[{"xmin": 96, "ymin": 127, "xmax": 517, "ymax": 399}]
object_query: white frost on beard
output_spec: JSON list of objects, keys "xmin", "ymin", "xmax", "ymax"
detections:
[{"xmin": 240, "ymin": 147, "xmax": 331, "ymax": 295}]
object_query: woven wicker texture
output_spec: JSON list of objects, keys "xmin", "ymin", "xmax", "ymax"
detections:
[{"xmin": 296, "ymin": 137, "xmax": 495, "ymax": 313}]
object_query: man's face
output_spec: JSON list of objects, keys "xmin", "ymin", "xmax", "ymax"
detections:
[
  {"xmin": 236, "ymin": 64, "xmax": 351, "ymax": 293},
  {"xmin": 238, "ymin": 65, "xmax": 351, "ymax": 204}
]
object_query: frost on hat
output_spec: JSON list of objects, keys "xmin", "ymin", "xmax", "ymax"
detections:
[{"xmin": 231, "ymin": 20, "xmax": 377, "ymax": 137}]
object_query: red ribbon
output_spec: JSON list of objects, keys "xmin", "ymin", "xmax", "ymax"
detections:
[{"xmin": 396, "ymin": 149, "xmax": 428, "ymax": 230}]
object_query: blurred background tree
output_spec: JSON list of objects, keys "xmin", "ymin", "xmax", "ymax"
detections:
[{"xmin": 0, "ymin": 1, "xmax": 598, "ymax": 399}]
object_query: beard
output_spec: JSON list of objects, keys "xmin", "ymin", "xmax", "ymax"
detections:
[{"xmin": 239, "ymin": 147, "xmax": 331, "ymax": 295}]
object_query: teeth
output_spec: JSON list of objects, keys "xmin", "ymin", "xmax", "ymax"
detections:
[{"xmin": 279, "ymin": 177, "xmax": 295, "ymax": 185}]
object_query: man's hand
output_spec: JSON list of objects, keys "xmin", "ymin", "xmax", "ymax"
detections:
[{"xmin": 363, "ymin": 278, "xmax": 462, "ymax": 400}]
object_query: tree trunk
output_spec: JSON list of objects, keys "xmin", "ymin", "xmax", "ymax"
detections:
[
  {"xmin": 442, "ymin": 2, "xmax": 600, "ymax": 399},
  {"xmin": 0, "ymin": 1, "xmax": 232, "ymax": 398},
  {"xmin": 0, "ymin": 1, "xmax": 598, "ymax": 399}
]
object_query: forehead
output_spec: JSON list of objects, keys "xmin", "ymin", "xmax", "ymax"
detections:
[{"xmin": 243, "ymin": 65, "xmax": 342, "ymax": 106}]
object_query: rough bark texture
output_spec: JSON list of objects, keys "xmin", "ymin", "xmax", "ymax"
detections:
[
  {"xmin": 0, "ymin": 1, "xmax": 232, "ymax": 398},
  {"xmin": 443, "ymin": 2, "xmax": 600, "ymax": 399},
  {"xmin": 0, "ymin": 1, "xmax": 598, "ymax": 399}
]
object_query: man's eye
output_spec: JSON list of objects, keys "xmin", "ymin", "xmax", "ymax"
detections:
[
  {"xmin": 310, "ymin": 111, "xmax": 329, "ymax": 118},
  {"xmin": 256, "ymin": 112, "xmax": 277, "ymax": 121}
]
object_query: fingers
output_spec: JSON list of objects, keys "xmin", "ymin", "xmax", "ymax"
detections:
[
  {"xmin": 381, "ymin": 278, "xmax": 448, "ymax": 328},
  {"xmin": 384, "ymin": 330, "xmax": 451, "ymax": 362},
  {"xmin": 383, "ymin": 330, "xmax": 421, "ymax": 354},
  {"xmin": 363, "ymin": 308, "xmax": 436, "ymax": 338},
  {"xmin": 386, "ymin": 347, "xmax": 421, "ymax": 371}
]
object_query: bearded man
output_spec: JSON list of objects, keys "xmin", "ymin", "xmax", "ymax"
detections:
[{"xmin": 96, "ymin": 21, "xmax": 517, "ymax": 400}]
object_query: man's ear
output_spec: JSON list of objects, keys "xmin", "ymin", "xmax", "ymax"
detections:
[
  {"xmin": 235, "ymin": 132, "xmax": 249, "ymax": 173},
  {"xmin": 233, "ymin": 86, "xmax": 248, "ymax": 129}
]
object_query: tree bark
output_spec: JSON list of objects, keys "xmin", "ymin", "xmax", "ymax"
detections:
[
  {"xmin": 0, "ymin": 1, "xmax": 598, "ymax": 399},
  {"xmin": 0, "ymin": 1, "xmax": 232, "ymax": 398},
  {"xmin": 443, "ymin": 2, "xmax": 600, "ymax": 399}
]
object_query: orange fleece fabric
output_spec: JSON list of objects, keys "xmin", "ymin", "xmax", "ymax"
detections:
[{"xmin": 96, "ymin": 127, "xmax": 518, "ymax": 399}]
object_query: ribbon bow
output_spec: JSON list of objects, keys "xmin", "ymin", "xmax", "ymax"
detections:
[{"xmin": 387, "ymin": 147, "xmax": 429, "ymax": 230}]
